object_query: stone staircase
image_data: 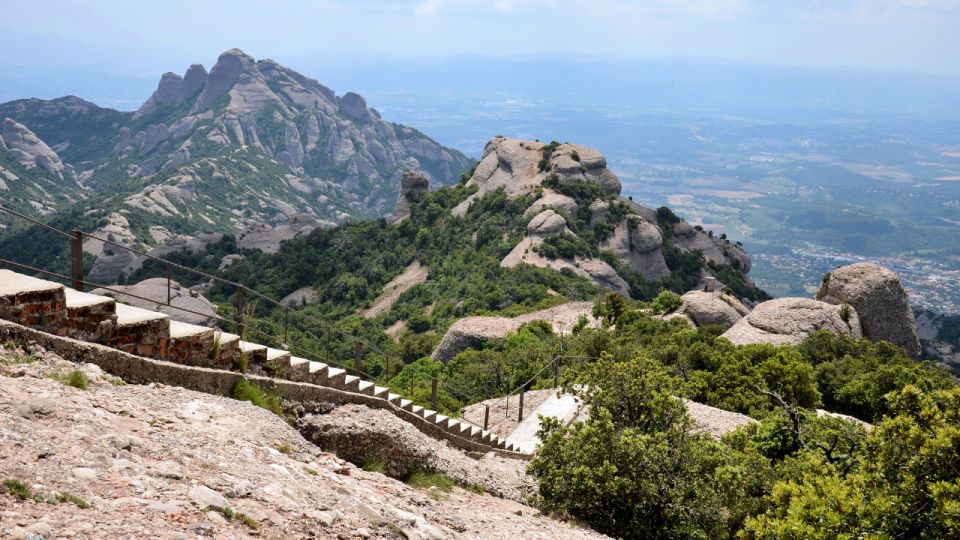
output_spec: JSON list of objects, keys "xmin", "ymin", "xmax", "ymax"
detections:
[{"xmin": 0, "ymin": 269, "xmax": 522, "ymax": 454}]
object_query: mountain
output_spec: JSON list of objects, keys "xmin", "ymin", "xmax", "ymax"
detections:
[{"xmin": 0, "ymin": 49, "xmax": 474, "ymax": 279}]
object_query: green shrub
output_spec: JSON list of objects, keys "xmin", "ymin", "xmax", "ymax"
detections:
[
  {"xmin": 231, "ymin": 378, "xmax": 283, "ymax": 416},
  {"xmin": 650, "ymin": 291, "xmax": 683, "ymax": 314}
]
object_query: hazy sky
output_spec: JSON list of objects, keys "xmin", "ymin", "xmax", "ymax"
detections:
[{"xmin": 3, "ymin": 0, "xmax": 959, "ymax": 76}]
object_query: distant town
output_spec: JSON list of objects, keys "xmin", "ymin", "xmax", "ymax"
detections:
[{"xmin": 753, "ymin": 246, "xmax": 960, "ymax": 315}]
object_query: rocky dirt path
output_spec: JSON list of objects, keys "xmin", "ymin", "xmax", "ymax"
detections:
[{"xmin": 0, "ymin": 342, "xmax": 607, "ymax": 540}]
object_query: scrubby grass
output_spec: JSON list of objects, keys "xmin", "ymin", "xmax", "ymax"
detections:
[
  {"xmin": 208, "ymin": 333, "xmax": 223, "ymax": 362},
  {"xmin": 66, "ymin": 369, "xmax": 89, "ymax": 390},
  {"xmin": 277, "ymin": 442, "xmax": 292, "ymax": 454},
  {"xmin": 1, "ymin": 480, "xmax": 91, "ymax": 509},
  {"xmin": 207, "ymin": 505, "xmax": 258, "ymax": 530},
  {"xmin": 361, "ymin": 457, "xmax": 387, "ymax": 473},
  {"xmin": 3, "ymin": 479, "xmax": 31, "ymax": 500},
  {"xmin": 406, "ymin": 470, "xmax": 455, "ymax": 492},
  {"xmin": 234, "ymin": 351, "xmax": 250, "ymax": 373},
  {"xmin": 231, "ymin": 378, "xmax": 283, "ymax": 416},
  {"xmin": 58, "ymin": 492, "xmax": 93, "ymax": 509}
]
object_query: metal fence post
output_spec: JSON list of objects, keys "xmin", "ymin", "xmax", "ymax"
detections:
[
  {"xmin": 431, "ymin": 378, "xmax": 438, "ymax": 410},
  {"xmin": 354, "ymin": 341, "xmax": 363, "ymax": 376},
  {"xmin": 70, "ymin": 230, "xmax": 83, "ymax": 292},
  {"xmin": 235, "ymin": 286, "xmax": 245, "ymax": 338},
  {"xmin": 554, "ymin": 356, "xmax": 560, "ymax": 388},
  {"xmin": 283, "ymin": 310, "xmax": 289, "ymax": 344},
  {"xmin": 166, "ymin": 263, "xmax": 172, "ymax": 305},
  {"xmin": 518, "ymin": 385, "xmax": 525, "ymax": 422},
  {"xmin": 483, "ymin": 404, "xmax": 490, "ymax": 431}
]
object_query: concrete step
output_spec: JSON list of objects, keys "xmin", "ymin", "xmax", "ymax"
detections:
[
  {"xmin": 212, "ymin": 330, "xmax": 241, "ymax": 369},
  {"xmin": 372, "ymin": 386, "xmax": 390, "ymax": 399},
  {"xmin": 305, "ymin": 360, "xmax": 330, "ymax": 385},
  {"xmin": 325, "ymin": 366, "xmax": 347, "ymax": 388},
  {"xmin": 63, "ymin": 288, "xmax": 115, "ymax": 341},
  {"xmin": 0, "ymin": 270, "xmax": 66, "ymax": 331},
  {"xmin": 167, "ymin": 320, "xmax": 215, "ymax": 366},
  {"xmin": 238, "ymin": 340, "xmax": 267, "ymax": 365},
  {"xmin": 410, "ymin": 405, "xmax": 423, "ymax": 415},
  {"xmin": 342, "ymin": 374, "xmax": 361, "ymax": 392},
  {"xmin": 109, "ymin": 302, "xmax": 170, "ymax": 357},
  {"xmin": 399, "ymin": 399, "xmax": 413, "ymax": 411},
  {"xmin": 356, "ymin": 380, "xmax": 376, "ymax": 396},
  {"xmin": 387, "ymin": 393, "xmax": 402, "ymax": 406},
  {"xmin": 263, "ymin": 347, "xmax": 292, "ymax": 376},
  {"xmin": 286, "ymin": 356, "xmax": 311, "ymax": 379},
  {"xmin": 434, "ymin": 413, "xmax": 449, "ymax": 426},
  {"xmin": 421, "ymin": 409, "xmax": 437, "ymax": 422}
]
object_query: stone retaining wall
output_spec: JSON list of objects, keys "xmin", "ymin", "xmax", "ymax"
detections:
[
  {"xmin": 0, "ymin": 319, "xmax": 527, "ymax": 460},
  {"xmin": 65, "ymin": 301, "xmax": 116, "ymax": 342}
]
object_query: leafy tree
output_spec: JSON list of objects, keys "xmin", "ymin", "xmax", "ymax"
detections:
[{"xmin": 742, "ymin": 385, "xmax": 960, "ymax": 539}]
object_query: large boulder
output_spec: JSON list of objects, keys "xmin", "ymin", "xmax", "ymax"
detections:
[
  {"xmin": 524, "ymin": 191, "xmax": 578, "ymax": 217},
  {"xmin": 678, "ymin": 290, "xmax": 750, "ymax": 329},
  {"xmin": 722, "ymin": 297, "xmax": 862, "ymax": 346},
  {"xmin": 526, "ymin": 209, "xmax": 569, "ymax": 236},
  {"xmin": 816, "ymin": 263, "xmax": 921, "ymax": 357},
  {"xmin": 432, "ymin": 302, "xmax": 598, "ymax": 362}
]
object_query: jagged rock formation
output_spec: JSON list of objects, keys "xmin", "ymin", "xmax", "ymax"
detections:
[
  {"xmin": 0, "ymin": 50, "xmax": 473, "ymax": 258},
  {"xmin": 816, "ymin": 262, "xmax": 921, "ymax": 357},
  {"xmin": 914, "ymin": 308, "xmax": 960, "ymax": 371},
  {"xmin": 460, "ymin": 137, "xmax": 754, "ymax": 297},
  {"xmin": 0, "ymin": 118, "xmax": 74, "ymax": 182},
  {"xmin": 677, "ymin": 290, "xmax": 750, "ymax": 329},
  {"xmin": 453, "ymin": 137, "xmax": 619, "ymax": 217},
  {"xmin": 432, "ymin": 302, "xmax": 598, "ymax": 362},
  {"xmin": 391, "ymin": 170, "xmax": 430, "ymax": 223},
  {"xmin": 722, "ymin": 297, "xmax": 862, "ymax": 346},
  {"xmin": 598, "ymin": 216, "xmax": 670, "ymax": 280},
  {"xmin": 671, "ymin": 219, "xmax": 751, "ymax": 272},
  {"xmin": 122, "ymin": 49, "xmax": 471, "ymax": 196}
]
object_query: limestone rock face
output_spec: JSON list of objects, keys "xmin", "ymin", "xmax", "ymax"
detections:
[
  {"xmin": 1, "ymin": 118, "xmax": 70, "ymax": 180},
  {"xmin": 678, "ymin": 290, "xmax": 749, "ymax": 329},
  {"xmin": 598, "ymin": 216, "xmax": 670, "ymax": 280},
  {"xmin": 391, "ymin": 169, "xmax": 430, "ymax": 223},
  {"xmin": 178, "ymin": 64, "xmax": 208, "ymax": 102},
  {"xmin": 339, "ymin": 92, "xmax": 371, "ymax": 121},
  {"xmin": 816, "ymin": 263, "xmax": 921, "ymax": 357},
  {"xmin": 118, "ymin": 48, "xmax": 472, "ymax": 218},
  {"xmin": 722, "ymin": 297, "xmax": 862, "ymax": 346},
  {"xmin": 453, "ymin": 137, "xmax": 620, "ymax": 217},
  {"xmin": 672, "ymin": 220, "xmax": 752, "ymax": 273}
]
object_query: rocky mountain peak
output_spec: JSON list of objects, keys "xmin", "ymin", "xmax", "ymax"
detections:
[{"xmin": 0, "ymin": 118, "xmax": 73, "ymax": 181}]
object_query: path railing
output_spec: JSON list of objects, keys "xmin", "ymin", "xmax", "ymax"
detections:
[{"xmin": 0, "ymin": 204, "xmax": 596, "ymax": 429}]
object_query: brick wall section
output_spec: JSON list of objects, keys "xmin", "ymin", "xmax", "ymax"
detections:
[
  {"xmin": 104, "ymin": 319, "xmax": 169, "ymax": 358},
  {"xmin": 212, "ymin": 338, "xmax": 241, "ymax": 370},
  {"xmin": 65, "ymin": 302, "xmax": 116, "ymax": 342},
  {"xmin": 0, "ymin": 289, "xmax": 67, "ymax": 333},
  {"xmin": 0, "ymin": 319, "xmax": 528, "ymax": 460},
  {"xmin": 167, "ymin": 332, "xmax": 215, "ymax": 366}
]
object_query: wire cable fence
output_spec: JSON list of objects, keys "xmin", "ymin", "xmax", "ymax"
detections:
[{"xmin": 0, "ymin": 204, "xmax": 590, "ymax": 428}]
